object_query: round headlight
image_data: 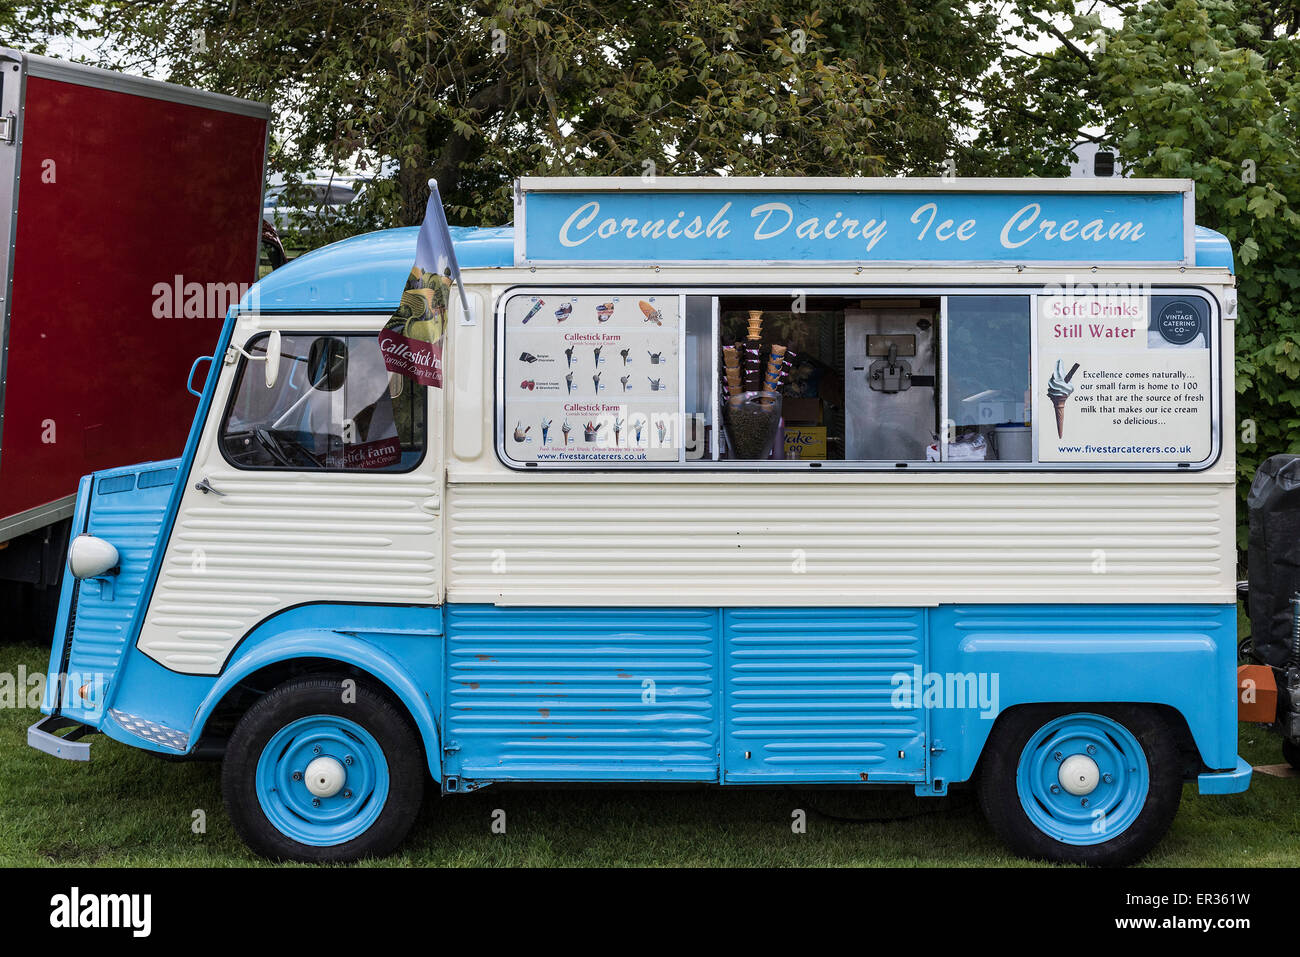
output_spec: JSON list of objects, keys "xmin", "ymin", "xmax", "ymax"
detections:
[{"xmin": 68, "ymin": 535, "xmax": 120, "ymax": 580}]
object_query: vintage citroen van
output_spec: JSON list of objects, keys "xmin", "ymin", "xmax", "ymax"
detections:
[{"xmin": 30, "ymin": 178, "xmax": 1250, "ymax": 864}]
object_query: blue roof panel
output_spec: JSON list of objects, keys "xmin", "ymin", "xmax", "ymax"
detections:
[
  {"xmin": 246, "ymin": 226, "xmax": 512, "ymax": 311},
  {"xmin": 1193, "ymin": 225, "xmax": 1234, "ymax": 273}
]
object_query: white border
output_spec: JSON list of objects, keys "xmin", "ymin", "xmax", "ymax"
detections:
[
  {"xmin": 494, "ymin": 284, "xmax": 1221, "ymax": 473},
  {"xmin": 939, "ymin": 296, "xmax": 950, "ymax": 462}
]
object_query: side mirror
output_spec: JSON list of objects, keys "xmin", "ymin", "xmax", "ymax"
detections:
[
  {"xmin": 227, "ymin": 331, "xmax": 284, "ymax": 388},
  {"xmin": 264, "ymin": 330, "xmax": 282, "ymax": 389},
  {"xmin": 307, "ymin": 336, "xmax": 348, "ymax": 392}
]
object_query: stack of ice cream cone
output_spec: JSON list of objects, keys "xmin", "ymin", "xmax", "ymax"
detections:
[
  {"xmin": 742, "ymin": 311, "xmax": 765, "ymax": 391},
  {"xmin": 764, "ymin": 344, "xmax": 787, "ymax": 392},
  {"xmin": 722, "ymin": 345, "xmax": 741, "ymax": 396}
]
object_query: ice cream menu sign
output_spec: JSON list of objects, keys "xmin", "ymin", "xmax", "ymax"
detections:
[
  {"xmin": 503, "ymin": 293, "xmax": 681, "ymax": 462},
  {"xmin": 516, "ymin": 181, "xmax": 1193, "ymax": 264},
  {"xmin": 1037, "ymin": 295, "xmax": 1213, "ymax": 464}
]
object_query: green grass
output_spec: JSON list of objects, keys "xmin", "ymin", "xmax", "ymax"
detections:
[{"xmin": 2, "ymin": 642, "xmax": 1297, "ymax": 867}]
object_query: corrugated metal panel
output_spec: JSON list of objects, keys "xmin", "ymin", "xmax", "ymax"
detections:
[
  {"xmin": 724, "ymin": 608, "xmax": 926, "ymax": 782},
  {"xmin": 137, "ymin": 470, "xmax": 439, "ymax": 674},
  {"xmin": 444, "ymin": 605, "xmax": 719, "ymax": 781},
  {"xmin": 62, "ymin": 467, "xmax": 174, "ymax": 722},
  {"xmin": 446, "ymin": 481, "xmax": 1233, "ymax": 604}
]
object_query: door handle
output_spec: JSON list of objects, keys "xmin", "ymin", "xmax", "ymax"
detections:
[
  {"xmin": 194, "ymin": 477, "xmax": 226, "ymax": 496},
  {"xmin": 186, "ymin": 355, "xmax": 214, "ymax": 398},
  {"xmin": 422, "ymin": 495, "xmax": 441, "ymax": 513}
]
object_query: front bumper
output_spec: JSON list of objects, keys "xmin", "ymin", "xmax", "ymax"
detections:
[
  {"xmin": 1197, "ymin": 756, "xmax": 1252, "ymax": 795},
  {"xmin": 27, "ymin": 715, "xmax": 95, "ymax": 761}
]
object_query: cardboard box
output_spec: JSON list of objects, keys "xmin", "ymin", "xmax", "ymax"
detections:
[{"xmin": 783, "ymin": 425, "xmax": 827, "ymax": 459}]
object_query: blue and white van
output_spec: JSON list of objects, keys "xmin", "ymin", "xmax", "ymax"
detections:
[{"xmin": 31, "ymin": 178, "xmax": 1250, "ymax": 864}]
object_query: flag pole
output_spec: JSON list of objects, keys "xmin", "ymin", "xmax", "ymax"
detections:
[{"xmin": 429, "ymin": 178, "xmax": 472, "ymax": 319}]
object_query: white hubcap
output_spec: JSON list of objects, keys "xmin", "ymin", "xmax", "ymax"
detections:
[
  {"xmin": 1058, "ymin": 753, "xmax": 1100, "ymax": 796},
  {"xmin": 304, "ymin": 756, "xmax": 346, "ymax": 797}
]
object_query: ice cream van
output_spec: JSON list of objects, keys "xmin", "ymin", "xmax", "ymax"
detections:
[{"xmin": 29, "ymin": 177, "xmax": 1250, "ymax": 865}]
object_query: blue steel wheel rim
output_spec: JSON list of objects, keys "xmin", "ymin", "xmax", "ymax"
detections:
[
  {"xmin": 254, "ymin": 715, "xmax": 390, "ymax": 847},
  {"xmin": 1014, "ymin": 713, "xmax": 1149, "ymax": 847}
]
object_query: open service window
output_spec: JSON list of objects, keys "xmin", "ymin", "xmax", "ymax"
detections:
[{"xmin": 495, "ymin": 287, "xmax": 1219, "ymax": 471}]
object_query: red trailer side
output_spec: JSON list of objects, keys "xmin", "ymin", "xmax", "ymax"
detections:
[{"xmin": 0, "ymin": 50, "xmax": 269, "ymax": 632}]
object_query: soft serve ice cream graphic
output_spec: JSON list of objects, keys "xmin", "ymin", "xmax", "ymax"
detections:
[{"xmin": 1046, "ymin": 359, "xmax": 1080, "ymax": 438}]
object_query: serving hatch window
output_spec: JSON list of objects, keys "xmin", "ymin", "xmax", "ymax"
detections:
[
  {"xmin": 497, "ymin": 288, "xmax": 1217, "ymax": 470},
  {"xmin": 946, "ymin": 297, "xmax": 1032, "ymax": 463}
]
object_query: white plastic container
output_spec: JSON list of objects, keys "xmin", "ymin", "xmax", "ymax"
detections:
[{"xmin": 991, "ymin": 425, "xmax": 1032, "ymax": 462}]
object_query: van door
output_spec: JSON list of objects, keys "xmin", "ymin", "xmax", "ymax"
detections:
[
  {"xmin": 722, "ymin": 608, "xmax": 928, "ymax": 783},
  {"xmin": 133, "ymin": 319, "xmax": 443, "ymax": 676}
]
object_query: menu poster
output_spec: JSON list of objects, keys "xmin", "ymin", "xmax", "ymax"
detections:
[
  {"xmin": 504, "ymin": 293, "xmax": 681, "ymax": 462},
  {"xmin": 1037, "ymin": 295, "xmax": 1213, "ymax": 463}
]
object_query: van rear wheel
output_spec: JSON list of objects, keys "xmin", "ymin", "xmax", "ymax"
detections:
[
  {"xmin": 221, "ymin": 676, "xmax": 424, "ymax": 862},
  {"xmin": 977, "ymin": 705, "xmax": 1181, "ymax": 866}
]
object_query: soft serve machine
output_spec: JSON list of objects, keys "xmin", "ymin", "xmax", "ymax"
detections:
[{"xmin": 843, "ymin": 306, "xmax": 940, "ymax": 461}]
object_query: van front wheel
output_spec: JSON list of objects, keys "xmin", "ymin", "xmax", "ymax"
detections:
[
  {"xmin": 978, "ymin": 705, "xmax": 1181, "ymax": 866},
  {"xmin": 222, "ymin": 676, "xmax": 424, "ymax": 862}
]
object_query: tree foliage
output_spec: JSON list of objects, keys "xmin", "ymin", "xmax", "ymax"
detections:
[
  {"xmin": 41, "ymin": 0, "xmax": 1005, "ymax": 232},
  {"xmin": 964, "ymin": 0, "xmax": 1107, "ymax": 174},
  {"xmin": 0, "ymin": 0, "xmax": 98, "ymax": 55}
]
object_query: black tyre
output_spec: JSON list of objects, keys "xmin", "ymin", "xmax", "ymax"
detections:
[
  {"xmin": 977, "ymin": 704, "xmax": 1182, "ymax": 866},
  {"xmin": 221, "ymin": 675, "xmax": 425, "ymax": 862}
]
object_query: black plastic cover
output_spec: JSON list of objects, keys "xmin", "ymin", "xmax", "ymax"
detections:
[{"xmin": 1247, "ymin": 454, "xmax": 1300, "ymax": 666}]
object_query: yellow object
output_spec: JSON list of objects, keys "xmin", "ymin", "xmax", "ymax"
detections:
[
  {"xmin": 783, "ymin": 426, "xmax": 827, "ymax": 459},
  {"xmin": 397, "ymin": 284, "xmax": 446, "ymax": 344}
]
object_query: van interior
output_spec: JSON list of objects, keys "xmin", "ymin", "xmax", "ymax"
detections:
[{"xmin": 708, "ymin": 294, "xmax": 1032, "ymax": 464}]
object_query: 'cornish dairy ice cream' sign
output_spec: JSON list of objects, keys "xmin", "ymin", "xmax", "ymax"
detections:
[{"xmin": 516, "ymin": 179, "xmax": 1192, "ymax": 265}]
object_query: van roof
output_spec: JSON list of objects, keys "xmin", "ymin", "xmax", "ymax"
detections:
[
  {"xmin": 247, "ymin": 226, "xmax": 512, "ymax": 312},
  {"xmin": 244, "ymin": 223, "xmax": 1233, "ymax": 313}
]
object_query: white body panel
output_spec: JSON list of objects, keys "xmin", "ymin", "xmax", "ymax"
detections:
[
  {"xmin": 445, "ymin": 264, "xmax": 1237, "ymax": 606},
  {"xmin": 136, "ymin": 314, "xmax": 443, "ymax": 675},
  {"xmin": 443, "ymin": 477, "xmax": 1233, "ymax": 606}
]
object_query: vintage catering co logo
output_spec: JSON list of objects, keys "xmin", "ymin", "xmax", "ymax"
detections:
[{"xmin": 1155, "ymin": 299, "xmax": 1203, "ymax": 345}]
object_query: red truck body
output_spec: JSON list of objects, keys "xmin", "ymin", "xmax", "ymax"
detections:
[{"xmin": 0, "ymin": 50, "xmax": 269, "ymax": 623}]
